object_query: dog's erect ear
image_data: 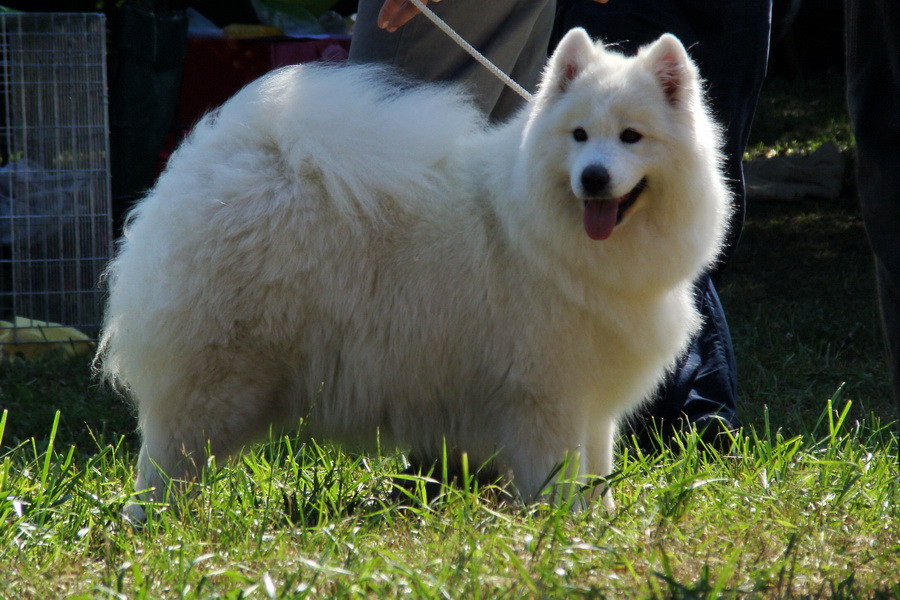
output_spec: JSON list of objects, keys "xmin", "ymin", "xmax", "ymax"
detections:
[
  {"xmin": 639, "ymin": 34, "xmax": 697, "ymax": 107},
  {"xmin": 541, "ymin": 28, "xmax": 596, "ymax": 96}
]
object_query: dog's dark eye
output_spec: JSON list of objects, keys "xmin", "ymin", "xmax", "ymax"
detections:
[
  {"xmin": 572, "ymin": 127, "xmax": 588, "ymax": 142},
  {"xmin": 620, "ymin": 128, "xmax": 642, "ymax": 144}
]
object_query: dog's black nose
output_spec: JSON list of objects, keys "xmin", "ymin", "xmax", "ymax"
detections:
[{"xmin": 581, "ymin": 164, "xmax": 611, "ymax": 197}]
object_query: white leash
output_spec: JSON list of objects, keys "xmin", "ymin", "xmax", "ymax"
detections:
[{"xmin": 405, "ymin": 0, "xmax": 534, "ymax": 103}]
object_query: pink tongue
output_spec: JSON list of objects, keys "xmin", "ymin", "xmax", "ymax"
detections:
[{"xmin": 583, "ymin": 199, "xmax": 618, "ymax": 241}]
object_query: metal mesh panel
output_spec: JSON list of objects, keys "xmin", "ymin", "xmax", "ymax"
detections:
[{"xmin": 0, "ymin": 13, "xmax": 113, "ymax": 344}]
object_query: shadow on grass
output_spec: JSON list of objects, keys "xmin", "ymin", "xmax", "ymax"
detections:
[{"xmin": 0, "ymin": 353, "xmax": 137, "ymax": 451}]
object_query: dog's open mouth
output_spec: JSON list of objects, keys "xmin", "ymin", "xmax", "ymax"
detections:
[{"xmin": 583, "ymin": 177, "xmax": 648, "ymax": 241}]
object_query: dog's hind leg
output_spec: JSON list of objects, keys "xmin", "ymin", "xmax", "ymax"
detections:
[
  {"xmin": 125, "ymin": 416, "xmax": 206, "ymax": 523},
  {"xmin": 124, "ymin": 370, "xmax": 284, "ymax": 523}
]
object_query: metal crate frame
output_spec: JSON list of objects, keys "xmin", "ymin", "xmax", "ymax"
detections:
[{"xmin": 0, "ymin": 12, "xmax": 113, "ymax": 349}]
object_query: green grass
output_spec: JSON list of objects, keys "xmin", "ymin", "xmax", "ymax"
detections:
[
  {"xmin": 1, "ymin": 73, "xmax": 899, "ymax": 598},
  {"xmin": 2, "ymin": 407, "xmax": 897, "ymax": 598}
]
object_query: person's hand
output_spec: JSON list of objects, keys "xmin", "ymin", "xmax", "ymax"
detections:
[{"xmin": 377, "ymin": 0, "xmax": 437, "ymax": 33}]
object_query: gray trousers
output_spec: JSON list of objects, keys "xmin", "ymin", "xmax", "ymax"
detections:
[{"xmin": 349, "ymin": 0, "xmax": 555, "ymax": 121}]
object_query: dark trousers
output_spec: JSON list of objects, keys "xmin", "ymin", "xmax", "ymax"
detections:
[
  {"xmin": 553, "ymin": 0, "xmax": 772, "ymax": 439},
  {"xmin": 845, "ymin": 0, "xmax": 900, "ymax": 411}
]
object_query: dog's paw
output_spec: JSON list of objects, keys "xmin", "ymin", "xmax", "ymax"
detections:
[
  {"xmin": 122, "ymin": 502, "xmax": 148, "ymax": 527},
  {"xmin": 601, "ymin": 491, "xmax": 616, "ymax": 513}
]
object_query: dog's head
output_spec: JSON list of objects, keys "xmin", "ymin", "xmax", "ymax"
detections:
[
  {"xmin": 523, "ymin": 28, "xmax": 722, "ymax": 240},
  {"xmin": 512, "ymin": 29, "xmax": 729, "ymax": 293}
]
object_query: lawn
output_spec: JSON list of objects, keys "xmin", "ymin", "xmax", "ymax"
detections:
[{"xmin": 1, "ymin": 72, "xmax": 898, "ymax": 599}]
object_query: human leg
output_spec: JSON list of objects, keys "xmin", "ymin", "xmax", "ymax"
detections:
[{"xmin": 845, "ymin": 0, "xmax": 900, "ymax": 410}]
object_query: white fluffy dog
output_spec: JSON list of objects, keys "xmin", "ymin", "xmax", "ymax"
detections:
[{"xmin": 97, "ymin": 29, "xmax": 729, "ymax": 521}]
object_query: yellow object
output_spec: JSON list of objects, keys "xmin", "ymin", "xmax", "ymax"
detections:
[{"xmin": 0, "ymin": 316, "xmax": 95, "ymax": 360}]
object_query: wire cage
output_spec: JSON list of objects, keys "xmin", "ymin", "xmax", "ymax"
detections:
[{"xmin": 0, "ymin": 12, "xmax": 113, "ymax": 353}]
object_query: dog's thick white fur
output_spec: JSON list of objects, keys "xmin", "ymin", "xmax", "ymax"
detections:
[{"xmin": 97, "ymin": 29, "xmax": 729, "ymax": 521}]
